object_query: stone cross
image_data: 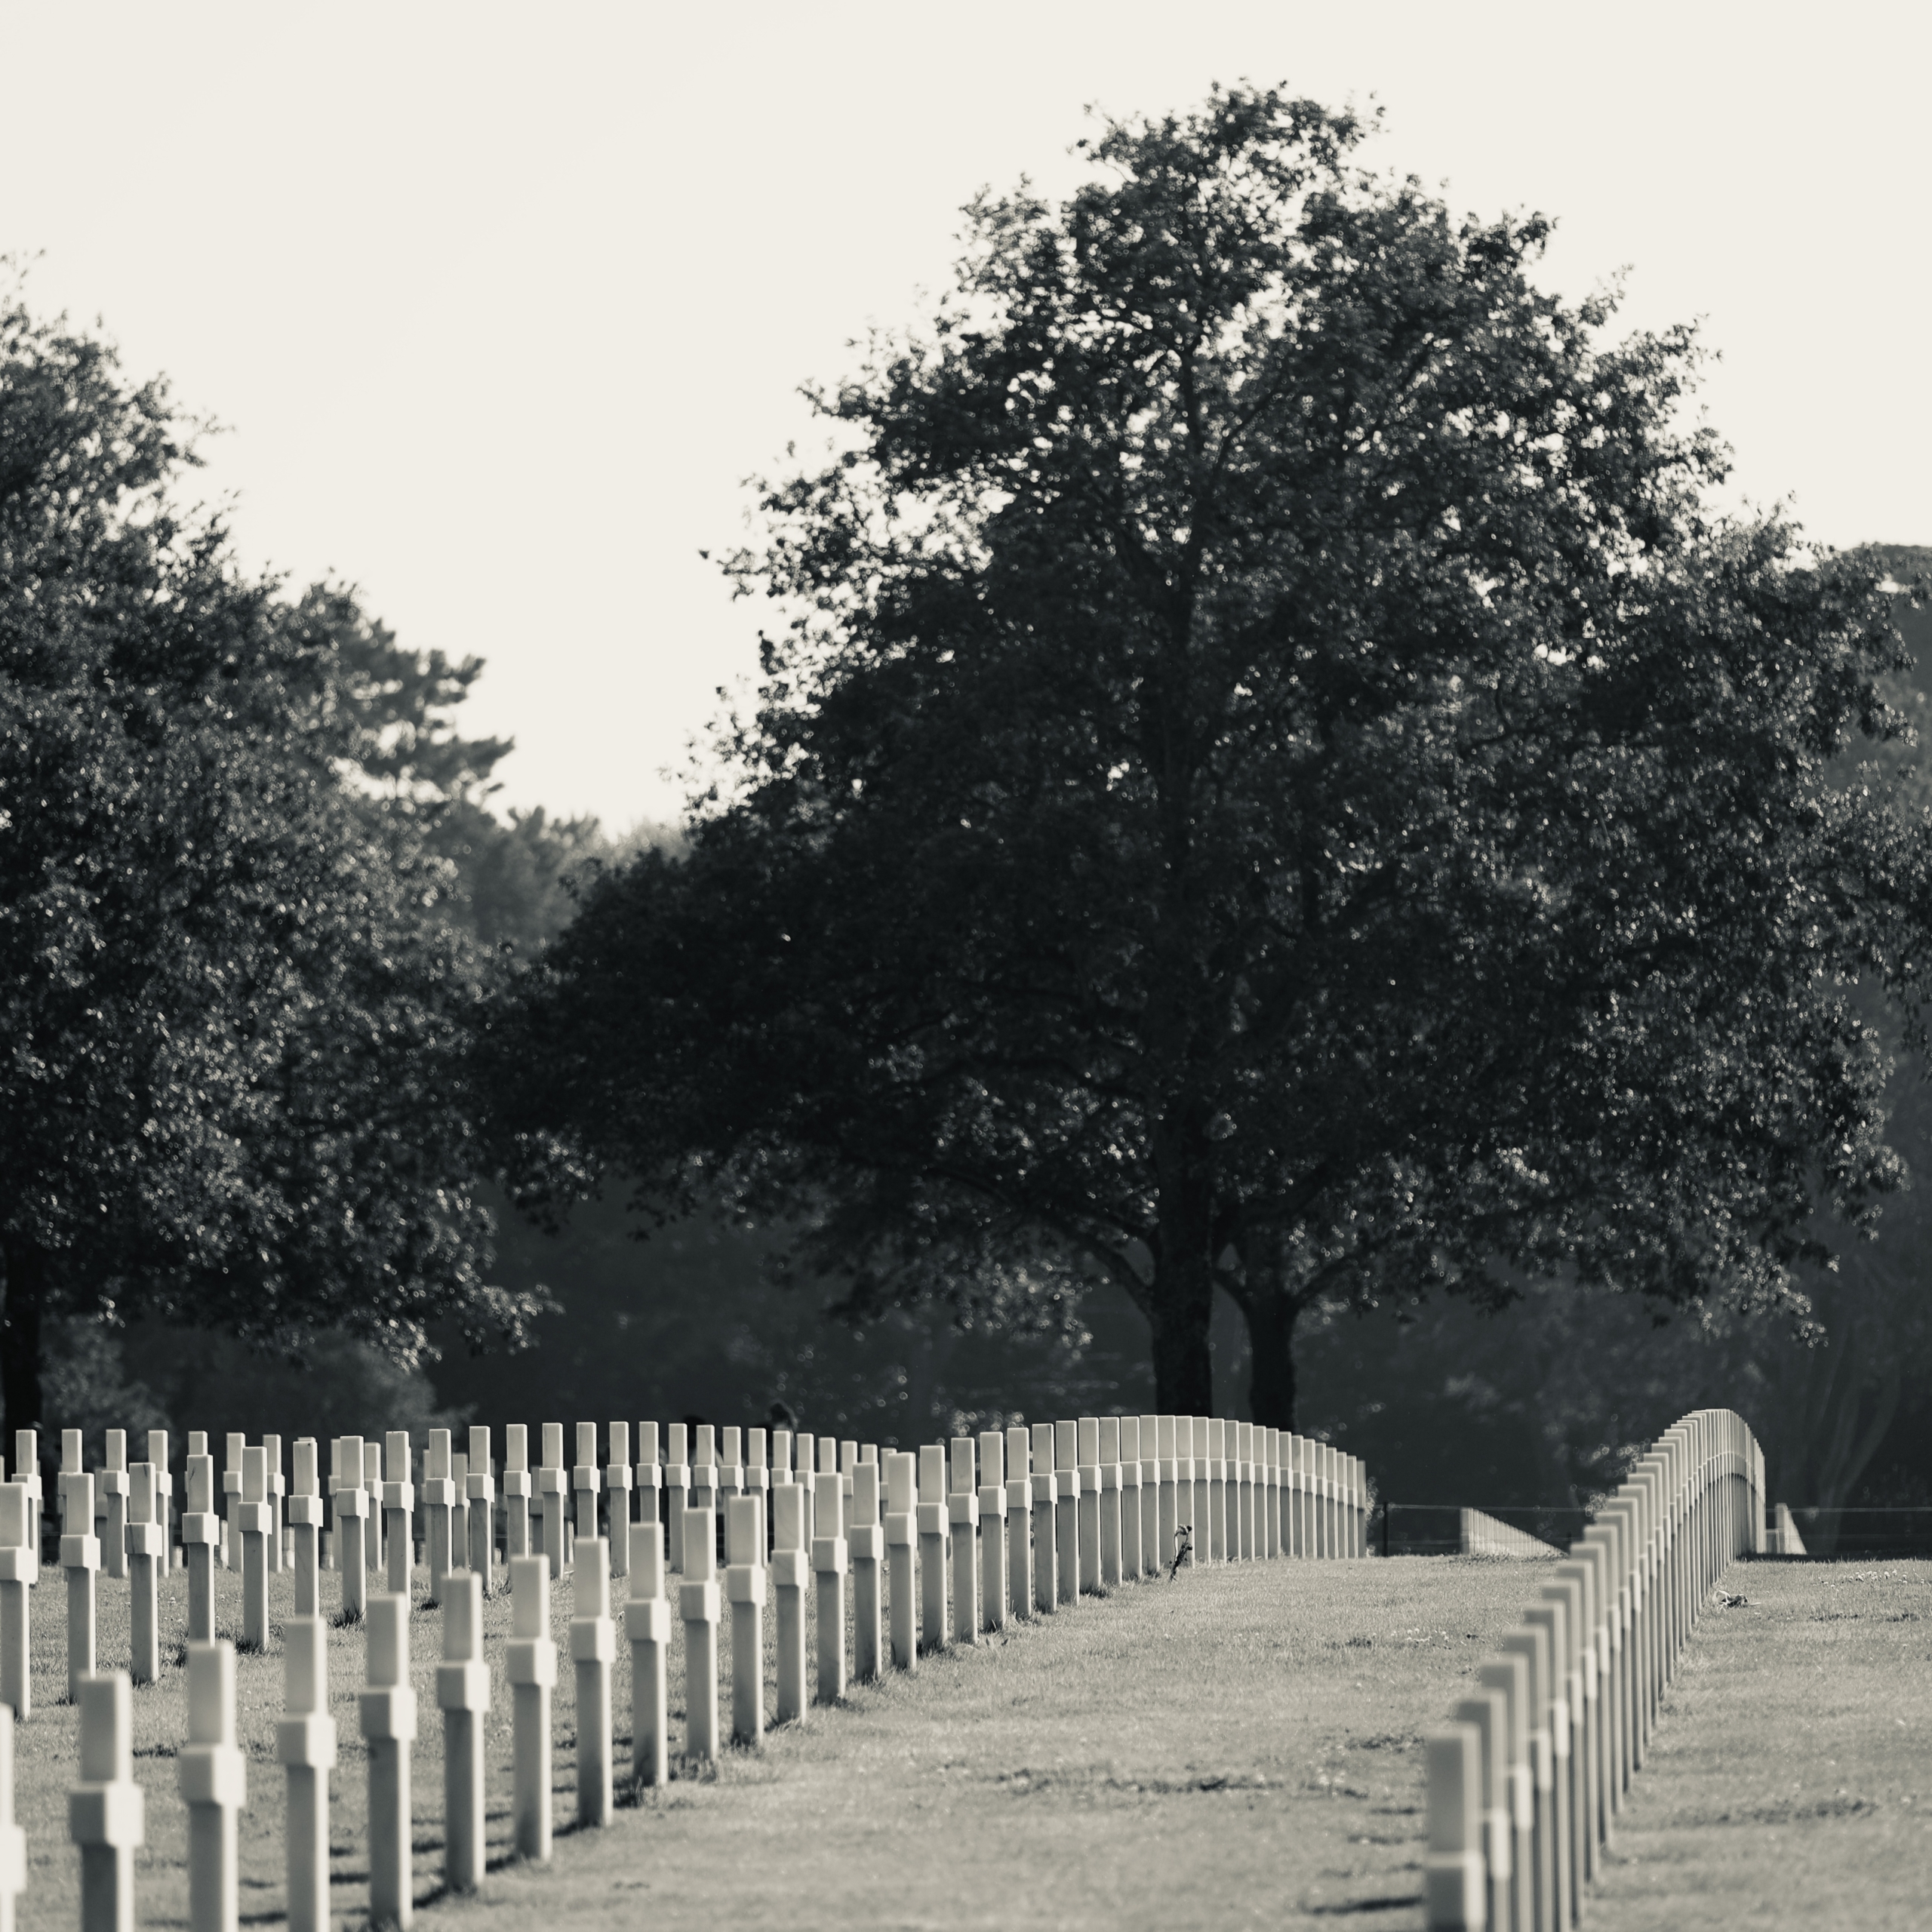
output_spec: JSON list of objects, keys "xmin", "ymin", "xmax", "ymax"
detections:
[
  {"xmin": 793, "ymin": 1433, "xmax": 814, "ymax": 1547},
  {"xmin": 849, "ymin": 1460, "xmax": 884, "ymax": 1678},
  {"xmin": 148, "ymin": 1430, "xmax": 172, "ymax": 1577},
  {"xmin": 1498, "ymin": 1619, "xmax": 1555, "ymax": 1932},
  {"xmin": 222, "ymin": 1432, "xmax": 245, "ymax": 1574},
  {"xmin": 60, "ymin": 1452, "xmax": 99, "ymax": 1701},
  {"xmin": 884, "ymin": 1451, "xmax": 919, "ymax": 1671},
  {"xmin": 719, "ymin": 1427, "xmax": 745, "ymax": 1513},
  {"xmin": 449, "ymin": 1449, "xmax": 469, "ymax": 1576},
  {"xmin": 1524, "ymin": 1595, "xmax": 1574, "ymax": 1927},
  {"xmin": 180, "ymin": 1638, "xmax": 246, "ymax": 1931},
  {"xmin": 0, "ymin": 1704, "xmax": 24, "ymax": 1929},
  {"xmin": 1004, "ymin": 1425, "xmax": 1032, "ymax": 1620},
  {"xmin": 1451, "ymin": 1687, "xmax": 1510, "ymax": 1932},
  {"xmin": 690, "ymin": 1426, "xmax": 718, "ymax": 1540},
  {"xmin": 634, "ymin": 1421, "xmax": 661, "ymax": 1568},
  {"xmin": 570, "ymin": 1540, "xmax": 616, "ymax": 1826},
  {"xmin": 100, "ymin": 1431, "xmax": 128, "ymax": 1583},
  {"xmin": 663, "ymin": 1425, "xmax": 690, "ymax": 1574},
  {"xmin": 9, "ymin": 1437, "xmax": 38, "ymax": 1574},
  {"xmin": 264, "ymin": 1434, "xmax": 286, "ymax": 1576},
  {"xmin": 814, "ymin": 1472, "xmax": 848, "ymax": 1702},
  {"xmin": 1136, "ymin": 1414, "xmax": 1159, "ymax": 1579},
  {"xmin": 466, "ymin": 1426, "xmax": 495, "ymax": 1591},
  {"xmin": 1423, "ymin": 1724, "xmax": 1486, "ymax": 1931},
  {"xmin": 1029, "ymin": 1423, "xmax": 1058, "ymax": 1613},
  {"xmin": 127, "ymin": 1462, "xmax": 162, "ymax": 1684},
  {"xmin": 1075, "ymin": 1417, "xmax": 1102, "ymax": 1591},
  {"xmin": 917, "ymin": 1444, "xmax": 948, "ymax": 1652},
  {"xmin": 361, "ymin": 1594, "xmax": 417, "ymax": 1927},
  {"xmin": 277, "ymin": 1615, "xmax": 336, "ymax": 1932},
  {"xmin": 679, "ymin": 1506, "xmax": 721, "ymax": 1761},
  {"xmin": 537, "ymin": 1423, "xmax": 568, "ymax": 1580},
  {"xmin": 605, "ymin": 1423, "xmax": 632, "ymax": 1580},
  {"xmin": 948, "ymin": 1438, "xmax": 979, "ymax": 1644},
  {"xmin": 423, "ymin": 1431, "xmax": 455, "ymax": 1607},
  {"xmin": 572, "ymin": 1423, "xmax": 601, "ymax": 1553},
  {"xmin": 361, "ymin": 1439, "xmax": 385, "ymax": 1579},
  {"xmin": 727, "ymin": 1497, "xmax": 767, "ymax": 1743},
  {"xmin": 1205, "ymin": 1417, "xmax": 1226, "ymax": 1562},
  {"xmin": 0, "ymin": 1481, "xmax": 34, "ymax": 1718},
  {"xmin": 383, "ymin": 1432, "xmax": 414, "ymax": 1600},
  {"xmin": 239, "ymin": 1444, "xmax": 272, "ymax": 1651},
  {"xmin": 772, "ymin": 1481, "xmax": 808, "ymax": 1721},
  {"xmin": 977, "ymin": 1430, "xmax": 1007, "ymax": 1636},
  {"xmin": 288, "ymin": 1440, "xmax": 322, "ymax": 1617},
  {"xmin": 1118, "ymin": 1417, "xmax": 1143, "ymax": 1580},
  {"xmin": 1053, "ymin": 1421, "xmax": 1081, "ymax": 1604},
  {"xmin": 506, "ymin": 1554, "xmax": 555, "ymax": 1861},
  {"xmin": 502, "ymin": 1424, "xmax": 532, "ymax": 1562},
  {"xmin": 1155, "ymin": 1416, "xmax": 1180, "ymax": 1569},
  {"xmin": 1097, "ymin": 1417, "xmax": 1124, "ymax": 1587},
  {"xmin": 70, "ymin": 1672, "xmax": 142, "ymax": 1931},
  {"xmin": 1476, "ymin": 1650, "xmax": 1534, "ymax": 1932},
  {"xmin": 331, "ymin": 1438, "xmax": 369, "ymax": 1623},
  {"xmin": 625, "ymin": 1533, "xmax": 669, "ymax": 1787}
]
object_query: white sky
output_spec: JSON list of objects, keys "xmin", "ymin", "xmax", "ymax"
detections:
[{"xmin": 2, "ymin": 2, "xmax": 1926, "ymax": 830}]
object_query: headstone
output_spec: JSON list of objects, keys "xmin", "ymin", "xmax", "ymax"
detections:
[
  {"xmin": 61, "ymin": 1461, "xmax": 99, "ymax": 1700},
  {"xmin": 361, "ymin": 1595, "xmax": 417, "ymax": 1927},
  {"xmin": 222, "ymin": 1433, "xmax": 245, "ymax": 1574},
  {"xmin": 125, "ymin": 1463, "xmax": 162, "ymax": 1685},
  {"xmin": 948, "ymin": 1438, "xmax": 979, "ymax": 1644},
  {"xmin": 503, "ymin": 1424, "xmax": 532, "ymax": 1562},
  {"xmin": 331, "ymin": 1437, "xmax": 368, "ymax": 1623},
  {"xmin": 10, "ymin": 1437, "xmax": 39, "ymax": 1583},
  {"xmin": 0, "ymin": 1484, "xmax": 33, "ymax": 1718},
  {"xmin": 1235, "ymin": 1423, "xmax": 1254, "ymax": 1561},
  {"xmin": 625, "ymin": 1534, "xmax": 669, "ymax": 1787},
  {"xmin": 1138, "ymin": 1414, "xmax": 1161, "ymax": 1579},
  {"xmin": 1206, "ymin": 1418, "xmax": 1227, "ymax": 1563},
  {"xmin": 1054, "ymin": 1420, "xmax": 1081, "ymax": 1604},
  {"xmin": 884, "ymin": 1451, "xmax": 918, "ymax": 1670},
  {"xmin": 287, "ymin": 1440, "xmax": 322, "ymax": 1617},
  {"xmin": 572, "ymin": 1423, "xmax": 601, "ymax": 1560},
  {"xmin": 466, "ymin": 1426, "xmax": 495, "ymax": 1592},
  {"xmin": 1115, "ymin": 1417, "xmax": 1140, "ymax": 1583},
  {"xmin": 1155, "ymin": 1415, "xmax": 1179, "ymax": 1571},
  {"xmin": 663, "ymin": 1425, "xmax": 690, "ymax": 1574},
  {"xmin": 635, "ymin": 1422, "xmax": 662, "ymax": 1569},
  {"xmin": 726, "ymin": 1497, "xmax": 767, "ymax": 1743},
  {"xmin": 1192, "ymin": 1417, "xmax": 1212, "ymax": 1564},
  {"xmin": 239, "ymin": 1445, "xmax": 272, "ymax": 1651},
  {"xmin": 180, "ymin": 1640, "xmax": 245, "ymax": 1932},
  {"xmin": 719, "ymin": 1427, "xmax": 745, "ymax": 1513},
  {"xmin": 746, "ymin": 1428, "xmax": 771, "ymax": 1522},
  {"xmin": 449, "ymin": 1450, "xmax": 469, "ymax": 1575},
  {"xmin": 362, "ymin": 1440, "xmax": 384, "ymax": 1577},
  {"xmin": 570, "ymin": 1538, "xmax": 616, "ymax": 1823},
  {"xmin": 977, "ymin": 1430, "xmax": 1008, "ymax": 1635},
  {"xmin": 1075, "ymin": 1417, "xmax": 1102, "ymax": 1592},
  {"xmin": 506, "ymin": 1555, "xmax": 555, "ymax": 1860},
  {"xmin": 1454, "ymin": 1687, "xmax": 1512, "ymax": 1932},
  {"xmin": 794, "ymin": 1434, "xmax": 814, "ymax": 1548},
  {"xmin": 427, "ymin": 1571, "xmax": 485, "ymax": 1890},
  {"xmin": 814, "ymin": 1472, "xmax": 848, "ymax": 1701},
  {"xmin": 536, "ymin": 1424, "xmax": 568, "ymax": 1580},
  {"xmin": 605, "ymin": 1423, "xmax": 632, "ymax": 1580},
  {"xmin": 679, "ymin": 1506, "xmax": 721, "ymax": 1761},
  {"xmin": 275, "ymin": 1615, "xmax": 335, "ymax": 1932},
  {"xmin": 917, "ymin": 1444, "xmax": 949, "ymax": 1651},
  {"xmin": 1029, "ymin": 1423, "xmax": 1058, "ymax": 1613},
  {"xmin": 850, "ymin": 1460, "xmax": 884, "ymax": 1677},
  {"xmin": 1477, "ymin": 1650, "xmax": 1534, "ymax": 1932},
  {"xmin": 0, "ymin": 1705, "xmax": 25, "ymax": 1928},
  {"xmin": 383, "ymin": 1432, "xmax": 414, "ymax": 1601},
  {"xmin": 1002, "ymin": 1426, "xmax": 1031, "ymax": 1619},
  {"xmin": 423, "ymin": 1431, "xmax": 454, "ymax": 1608},
  {"xmin": 70, "ymin": 1672, "xmax": 142, "ymax": 1931},
  {"xmin": 771, "ymin": 1482, "xmax": 809, "ymax": 1720},
  {"xmin": 264, "ymin": 1434, "xmax": 286, "ymax": 1576},
  {"xmin": 690, "ymin": 1427, "xmax": 718, "ymax": 1548},
  {"xmin": 1524, "ymin": 1595, "xmax": 1574, "ymax": 1929},
  {"xmin": 1499, "ymin": 1620, "xmax": 1555, "ymax": 1932},
  {"xmin": 100, "ymin": 1432, "xmax": 128, "ymax": 1583},
  {"xmin": 1097, "ymin": 1417, "xmax": 1124, "ymax": 1586},
  {"xmin": 1423, "ymin": 1724, "xmax": 1486, "ymax": 1930},
  {"xmin": 148, "ymin": 1431, "xmax": 173, "ymax": 1576}
]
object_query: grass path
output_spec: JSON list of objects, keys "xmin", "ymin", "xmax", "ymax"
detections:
[
  {"xmin": 6, "ymin": 1551, "xmax": 1549, "ymax": 1930},
  {"xmin": 1588, "ymin": 1556, "xmax": 1932, "ymax": 1932}
]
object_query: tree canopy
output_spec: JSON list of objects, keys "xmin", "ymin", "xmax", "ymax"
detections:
[
  {"xmin": 488, "ymin": 88, "xmax": 1932, "ymax": 1420},
  {"xmin": 0, "ymin": 281, "xmax": 542, "ymax": 1435}
]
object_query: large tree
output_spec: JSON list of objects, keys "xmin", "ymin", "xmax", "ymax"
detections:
[
  {"xmin": 0, "ymin": 285, "xmax": 540, "ymax": 1437},
  {"xmin": 488, "ymin": 88, "xmax": 1930, "ymax": 1419}
]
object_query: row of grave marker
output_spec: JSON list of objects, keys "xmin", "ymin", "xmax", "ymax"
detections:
[
  {"xmin": 0, "ymin": 1412, "xmax": 1369, "ymax": 1930},
  {"xmin": 1423, "ymin": 1407, "xmax": 1766, "ymax": 1932}
]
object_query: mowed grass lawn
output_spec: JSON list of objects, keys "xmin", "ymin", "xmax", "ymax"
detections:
[
  {"xmin": 5, "ymin": 1546, "xmax": 1552, "ymax": 1930},
  {"xmin": 1589, "ymin": 1555, "xmax": 1932, "ymax": 1932}
]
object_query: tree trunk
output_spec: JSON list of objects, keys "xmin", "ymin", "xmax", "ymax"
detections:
[
  {"xmin": 0, "ymin": 1239, "xmax": 47, "ymax": 1445},
  {"xmin": 1241, "ymin": 1279, "xmax": 1301, "ymax": 1430},
  {"xmin": 1148, "ymin": 1249, "xmax": 1214, "ymax": 1414}
]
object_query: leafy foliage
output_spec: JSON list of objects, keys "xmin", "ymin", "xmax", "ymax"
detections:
[
  {"xmin": 0, "ymin": 278, "xmax": 541, "ymax": 1432},
  {"xmin": 491, "ymin": 88, "xmax": 1932, "ymax": 1418}
]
